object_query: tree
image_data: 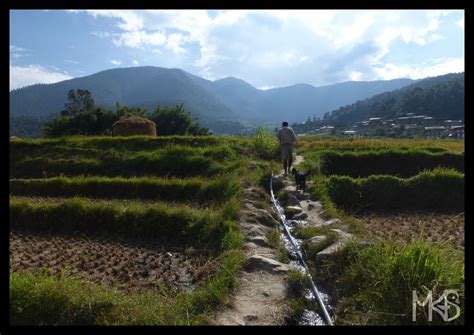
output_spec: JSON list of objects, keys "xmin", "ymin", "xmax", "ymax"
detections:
[
  {"xmin": 43, "ymin": 90, "xmax": 119, "ymax": 137},
  {"xmin": 148, "ymin": 103, "xmax": 209, "ymax": 136},
  {"xmin": 62, "ymin": 89, "xmax": 95, "ymax": 116}
]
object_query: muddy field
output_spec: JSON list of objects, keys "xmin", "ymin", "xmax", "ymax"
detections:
[
  {"xmin": 358, "ymin": 212, "xmax": 464, "ymax": 250},
  {"xmin": 10, "ymin": 231, "xmax": 215, "ymax": 292}
]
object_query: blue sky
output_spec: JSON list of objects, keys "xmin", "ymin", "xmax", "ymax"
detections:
[{"xmin": 10, "ymin": 10, "xmax": 464, "ymax": 90}]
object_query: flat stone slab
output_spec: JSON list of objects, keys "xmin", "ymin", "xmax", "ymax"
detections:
[
  {"xmin": 305, "ymin": 235, "xmax": 327, "ymax": 246},
  {"xmin": 322, "ymin": 218, "xmax": 342, "ymax": 226},
  {"xmin": 316, "ymin": 229, "xmax": 355, "ymax": 264},
  {"xmin": 285, "ymin": 206, "xmax": 303, "ymax": 216},
  {"xmin": 247, "ymin": 236, "xmax": 271, "ymax": 248},
  {"xmin": 245, "ymin": 255, "xmax": 294, "ymax": 273}
]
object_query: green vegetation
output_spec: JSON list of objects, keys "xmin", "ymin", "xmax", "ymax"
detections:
[
  {"xmin": 324, "ymin": 73, "xmax": 464, "ymax": 125},
  {"xmin": 42, "ymin": 90, "xmax": 209, "ymax": 138},
  {"xmin": 315, "ymin": 238, "xmax": 464, "ymax": 325},
  {"xmin": 10, "ymin": 174, "xmax": 239, "ymax": 203},
  {"xmin": 11, "ymin": 145, "xmax": 241, "ymax": 178},
  {"xmin": 9, "ymin": 133, "xmax": 281, "ymax": 325},
  {"xmin": 10, "ymin": 196, "xmax": 239, "ymax": 248},
  {"xmin": 251, "ymin": 127, "xmax": 280, "ymax": 160},
  {"xmin": 325, "ymin": 168, "xmax": 464, "ymax": 212},
  {"xmin": 320, "ymin": 150, "xmax": 464, "ymax": 177},
  {"xmin": 292, "ymin": 137, "xmax": 464, "ymax": 325},
  {"xmin": 266, "ymin": 228, "xmax": 289, "ymax": 263}
]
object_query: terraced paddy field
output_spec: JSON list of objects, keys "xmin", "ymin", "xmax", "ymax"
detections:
[
  {"xmin": 9, "ymin": 135, "xmax": 264, "ymax": 325},
  {"xmin": 293, "ymin": 137, "xmax": 465, "ymax": 325},
  {"xmin": 356, "ymin": 212, "xmax": 464, "ymax": 250},
  {"xmin": 10, "ymin": 230, "xmax": 211, "ymax": 292}
]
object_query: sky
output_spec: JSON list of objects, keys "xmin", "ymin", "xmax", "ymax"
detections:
[{"xmin": 9, "ymin": 9, "xmax": 464, "ymax": 90}]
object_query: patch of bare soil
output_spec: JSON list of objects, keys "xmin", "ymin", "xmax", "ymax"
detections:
[
  {"xmin": 9, "ymin": 230, "xmax": 214, "ymax": 292},
  {"xmin": 357, "ymin": 211, "xmax": 464, "ymax": 250}
]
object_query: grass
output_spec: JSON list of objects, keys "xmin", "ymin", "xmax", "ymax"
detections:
[
  {"xmin": 266, "ymin": 228, "xmax": 289, "ymax": 263},
  {"xmin": 11, "ymin": 144, "xmax": 243, "ymax": 179},
  {"xmin": 319, "ymin": 150, "xmax": 464, "ymax": 177},
  {"xmin": 9, "ymin": 134, "xmax": 282, "ymax": 325},
  {"xmin": 315, "ymin": 238, "xmax": 464, "ymax": 325},
  {"xmin": 10, "ymin": 196, "xmax": 240, "ymax": 250},
  {"xmin": 325, "ymin": 168, "xmax": 464, "ymax": 212},
  {"xmin": 10, "ymin": 174, "xmax": 240, "ymax": 203},
  {"xmin": 10, "ymin": 235, "xmax": 245, "ymax": 325}
]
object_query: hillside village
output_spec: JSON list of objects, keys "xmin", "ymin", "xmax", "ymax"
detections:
[{"xmin": 294, "ymin": 113, "xmax": 464, "ymax": 139}]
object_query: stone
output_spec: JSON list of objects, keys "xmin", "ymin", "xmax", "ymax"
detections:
[
  {"xmin": 305, "ymin": 235, "xmax": 327, "ymax": 246},
  {"xmin": 284, "ymin": 194, "xmax": 300, "ymax": 207},
  {"xmin": 245, "ymin": 255, "xmax": 294, "ymax": 273},
  {"xmin": 307, "ymin": 202, "xmax": 321, "ymax": 211},
  {"xmin": 285, "ymin": 206, "xmax": 303, "ymax": 217},
  {"xmin": 315, "ymin": 230, "xmax": 354, "ymax": 265},
  {"xmin": 244, "ymin": 315, "xmax": 258, "ymax": 322},
  {"xmin": 292, "ymin": 212, "xmax": 308, "ymax": 220},
  {"xmin": 322, "ymin": 218, "xmax": 342, "ymax": 226},
  {"xmin": 247, "ymin": 236, "xmax": 271, "ymax": 248},
  {"xmin": 295, "ymin": 192, "xmax": 310, "ymax": 200},
  {"xmin": 281, "ymin": 185, "xmax": 296, "ymax": 193}
]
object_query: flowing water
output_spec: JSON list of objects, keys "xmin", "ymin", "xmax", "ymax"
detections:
[{"xmin": 270, "ymin": 175, "xmax": 334, "ymax": 326}]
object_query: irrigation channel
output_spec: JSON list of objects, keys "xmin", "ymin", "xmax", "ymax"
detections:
[{"xmin": 269, "ymin": 174, "xmax": 334, "ymax": 326}]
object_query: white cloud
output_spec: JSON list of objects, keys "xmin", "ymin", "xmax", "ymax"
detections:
[
  {"xmin": 113, "ymin": 30, "xmax": 167, "ymax": 48},
  {"xmin": 373, "ymin": 57, "xmax": 464, "ymax": 80},
  {"xmin": 132, "ymin": 60, "xmax": 139, "ymax": 65},
  {"xmin": 10, "ymin": 45, "xmax": 30, "ymax": 59},
  {"xmin": 10, "ymin": 65, "xmax": 72, "ymax": 90},
  {"xmin": 65, "ymin": 59, "xmax": 80, "ymax": 65},
  {"xmin": 456, "ymin": 18, "xmax": 464, "ymax": 28},
  {"xmin": 70, "ymin": 10, "xmax": 464, "ymax": 87},
  {"xmin": 350, "ymin": 71, "xmax": 363, "ymax": 81},
  {"xmin": 111, "ymin": 59, "xmax": 122, "ymax": 65}
]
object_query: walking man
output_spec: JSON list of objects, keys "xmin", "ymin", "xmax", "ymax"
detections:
[{"xmin": 276, "ymin": 121, "xmax": 298, "ymax": 176}]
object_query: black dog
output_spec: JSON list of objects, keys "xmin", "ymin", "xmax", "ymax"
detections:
[{"xmin": 291, "ymin": 168, "xmax": 311, "ymax": 192}]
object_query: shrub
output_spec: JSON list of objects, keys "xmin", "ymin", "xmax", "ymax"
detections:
[
  {"xmin": 320, "ymin": 150, "xmax": 464, "ymax": 178},
  {"xmin": 325, "ymin": 168, "xmax": 464, "ymax": 212}
]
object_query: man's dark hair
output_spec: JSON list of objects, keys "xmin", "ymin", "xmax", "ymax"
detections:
[{"xmin": 282, "ymin": 121, "xmax": 289, "ymax": 127}]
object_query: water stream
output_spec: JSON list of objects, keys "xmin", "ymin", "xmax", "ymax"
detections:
[{"xmin": 270, "ymin": 175, "xmax": 334, "ymax": 326}]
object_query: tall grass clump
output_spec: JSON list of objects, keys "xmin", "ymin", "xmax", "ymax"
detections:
[
  {"xmin": 252, "ymin": 127, "xmax": 280, "ymax": 160},
  {"xmin": 336, "ymin": 238, "xmax": 464, "ymax": 325}
]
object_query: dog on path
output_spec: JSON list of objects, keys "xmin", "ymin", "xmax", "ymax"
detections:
[{"xmin": 291, "ymin": 168, "xmax": 311, "ymax": 193}]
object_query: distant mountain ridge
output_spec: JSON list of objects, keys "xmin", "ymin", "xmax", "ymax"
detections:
[
  {"xmin": 324, "ymin": 72, "xmax": 464, "ymax": 125},
  {"xmin": 10, "ymin": 66, "xmax": 424, "ymax": 133}
]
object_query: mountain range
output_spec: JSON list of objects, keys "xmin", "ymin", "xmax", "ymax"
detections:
[
  {"xmin": 324, "ymin": 72, "xmax": 464, "ymax": 125},
  {"xmin": 10, "ymin": 66, "xmax": 418, "ymax": 134}
]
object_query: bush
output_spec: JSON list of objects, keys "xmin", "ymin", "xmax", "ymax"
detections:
[
  {"xmin": 320, "ymin": 150, "xmax": 464, "ymax": 177},
  {"xmin": 252, "ymin": 127, "xmax": 280, "ymax": 160},
  {"xmin": 325, "ymin": 168, "xmax": 464, "ymax": 211}
]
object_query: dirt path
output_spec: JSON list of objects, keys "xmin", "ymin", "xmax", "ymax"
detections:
[{"xmin": 211, "ymin": 156, "xmax": 307, "ymax": 325}]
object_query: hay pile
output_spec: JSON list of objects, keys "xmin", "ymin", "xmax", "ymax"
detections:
[{"xmin": 112, "ymin": 114, "xmax": 156, "ymax": 137}]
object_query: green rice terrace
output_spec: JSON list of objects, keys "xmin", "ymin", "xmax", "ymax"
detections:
[{"xmin": 9, "ymin": 134, "xmax": 465, "ymax": 325}]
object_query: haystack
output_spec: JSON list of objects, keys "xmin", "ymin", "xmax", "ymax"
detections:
[{"xmin": 112, "ymin": 114, "xmax": 156, "ymax": 137}]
